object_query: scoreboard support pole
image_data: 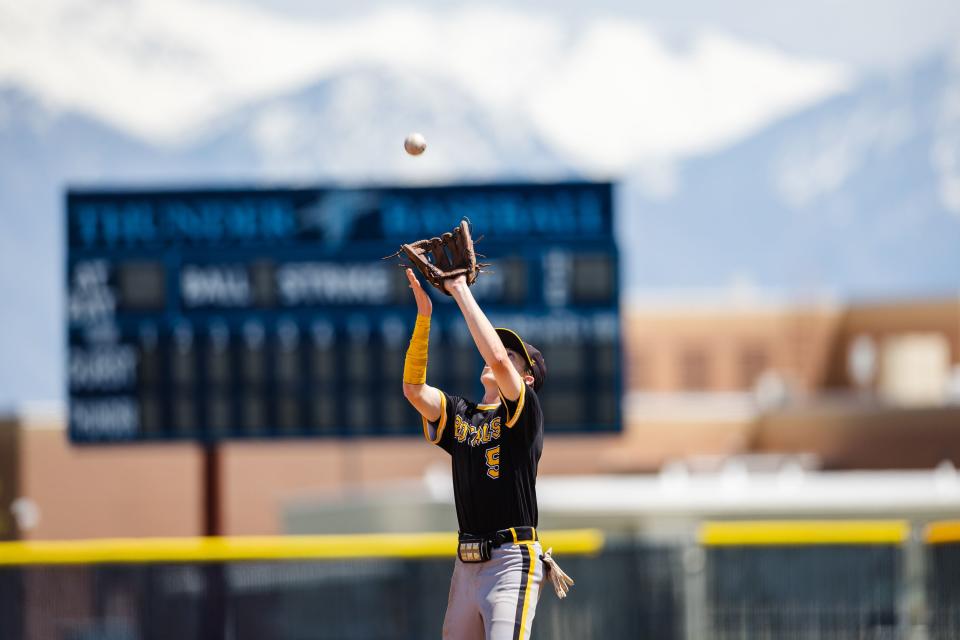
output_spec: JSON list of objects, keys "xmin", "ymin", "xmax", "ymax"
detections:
[
  {"xmin": 202, "ymin": 443, "xmax": 227, "ymax": 640},
  {"xmin": 203, "ymin": 444, "xmax": 222, "ymax": 536}
]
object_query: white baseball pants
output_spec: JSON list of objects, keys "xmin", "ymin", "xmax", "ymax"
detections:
[{"xmin": 442, "ymin": 541, "xmax": 544, "ymax": 640}]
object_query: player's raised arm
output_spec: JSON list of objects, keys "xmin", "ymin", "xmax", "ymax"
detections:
[
  {"xmin": 401, "ymin": 269, "xmax": 444, "ymax": 422},
  {"xmin": 444, "ymin": 276, "xmax": 524, "ymax": 401}
]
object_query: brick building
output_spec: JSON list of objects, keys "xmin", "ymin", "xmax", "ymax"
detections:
[{"xmin": 3, "ymin": 296, "xmax": 959, "ymax": 540}]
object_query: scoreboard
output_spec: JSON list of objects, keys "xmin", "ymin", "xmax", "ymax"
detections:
[{"xmin": 66, "ymin": 182, "xmax": 620, "ymax": 443}]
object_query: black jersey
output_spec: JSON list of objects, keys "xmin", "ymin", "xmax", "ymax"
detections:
[{"xmin": 423, "ymin": 384, "xmax": 543, "ymax": 535}]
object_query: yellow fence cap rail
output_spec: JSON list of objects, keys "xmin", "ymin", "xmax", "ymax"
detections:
[
  {"xmin": 538, "ymin": 528, "xmax": 605, "ymax": 555},
  {"xmin": 0, "ymin": 529, "xmax": 604, "ymax": 566},
  {"xmin": 925, "ymin": 521, "xmax": 960, "ymax": 544},
  {"xmin": 700, "ymin": 520, "xmax": 909, "ymax": 546}
]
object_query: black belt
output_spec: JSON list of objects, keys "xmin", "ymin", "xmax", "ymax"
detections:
[{"xmin": 457, "ymin": 527, "xmax": 538, "ymax": 562}]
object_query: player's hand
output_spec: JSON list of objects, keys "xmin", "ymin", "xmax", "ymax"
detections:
[
  {"xmin": 442, "ymin": 274, "xmax": 468, "ymax": 295},
  {"xmin": 406, "ymin": 268, "xmax": 433, "ymax": 316}
]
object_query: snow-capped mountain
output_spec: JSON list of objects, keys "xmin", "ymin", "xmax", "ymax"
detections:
[
  {"xmin": 621, "ymin": 50, "xmax": 960, "ymax": 300},
  {"xmin": 0, "ymin": 1, "xmax": 847, "ymax": 168},
  {"xmin": 179, "ymin": 66, "xmax": 571, "ymax": 183}
]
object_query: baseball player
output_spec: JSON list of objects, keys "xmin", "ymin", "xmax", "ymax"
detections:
[{"xmin": 401, "ymin": 267, "xmax": 570, "ymax": 640}]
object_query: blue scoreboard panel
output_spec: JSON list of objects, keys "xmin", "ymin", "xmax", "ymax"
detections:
[{"xmin": 66, "ymin": 182, "xmax": 620, "ymax": 443}]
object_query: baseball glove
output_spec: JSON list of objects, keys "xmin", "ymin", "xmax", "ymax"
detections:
[{"xmin": 390, "ymin": 219, "xmax": 487, "ymax": 295}]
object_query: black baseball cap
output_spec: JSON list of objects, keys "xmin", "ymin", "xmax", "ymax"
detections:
[{"xmin": 495, "ymin": 328, "xmax": 546, "ymax": 391}]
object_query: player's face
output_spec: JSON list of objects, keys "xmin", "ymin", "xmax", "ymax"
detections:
[
  {"xmin": 506, "ymin": 350, "xmax": 528, "ymax": 373},
  {"xmin": 480, "ymin": 350, "xmax": 530, "ymax": 386}
]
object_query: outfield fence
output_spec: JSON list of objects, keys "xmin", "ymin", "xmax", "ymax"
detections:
[
  {"xmin": 0, "ymin": 530, "xmax": 684, "ymax": 640},
  {"xmin": 927, "ymin": 522, "xmax": 960, "ymax": 640},
  {"xmin": 1, "ymin": 522, "xmax": 959, "ymax": 639},
  {"xmin": 699, "ymin": 521, "xmax": 907, "ymax": 640}
]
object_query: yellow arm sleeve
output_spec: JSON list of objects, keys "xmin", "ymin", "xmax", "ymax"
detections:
[{"xmin": 403, "ymin": 315, "xmax": 430, "ymax": 385}]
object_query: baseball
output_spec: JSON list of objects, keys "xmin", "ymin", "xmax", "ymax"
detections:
[{"xmin": 404, "ymin": 132, "xmax": 427, "ymax": 156}]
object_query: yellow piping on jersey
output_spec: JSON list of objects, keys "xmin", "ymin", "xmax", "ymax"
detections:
[
  {"xmin": 500, "ymin": 384, "xmax": 526, "ymax": 429},
  {"xmin": 476, "ymin": 403, "xmax": 501, "ymax": 411},
  {"xmin": 422, "ymin": 393, "xmax": 447, "ymax": 444}
]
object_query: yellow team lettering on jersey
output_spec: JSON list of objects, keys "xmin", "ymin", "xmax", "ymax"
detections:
[
  {"xmin": 485, "ymin": 445, "xmax": 500, "ymax": 479},
  {"xmin": 455, "ymin": 416, "xmax": 502, "ymax": 448},
  {"xmin": 490, "ymin": 417, "xmax": 501, "ymax": 441},
  {"xmin": 454, "ymin": 415, "xmax": 468, "ymax": 443}
]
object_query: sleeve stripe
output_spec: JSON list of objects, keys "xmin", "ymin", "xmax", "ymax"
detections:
[
  {"xmin": 500, "ymin": 384, "xmax": 526, "ymax": 429},
  {"xmin": 421, "ymin": 393, "xmax": 447, "ymax": 444}
]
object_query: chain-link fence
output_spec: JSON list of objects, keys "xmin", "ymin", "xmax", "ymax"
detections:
[
  {"xmin": 0, "ymin": 540, "xmax": 681, "ymax": 640},
  {"xmin": 705, "ymin": 546, "xmax": 900, "ymax": 640},
  {"xmin": 927, "ymin": 524, "xmax": 960, "ymax": 640},
  {"xmin": 2, "ymin": 522, "xmax": 959, "ymax": 640}
]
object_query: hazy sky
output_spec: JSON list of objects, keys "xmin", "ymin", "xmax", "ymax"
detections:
[{"xmin": 238, "ymin": 0, "xmax": 960, "ymax": 71}]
